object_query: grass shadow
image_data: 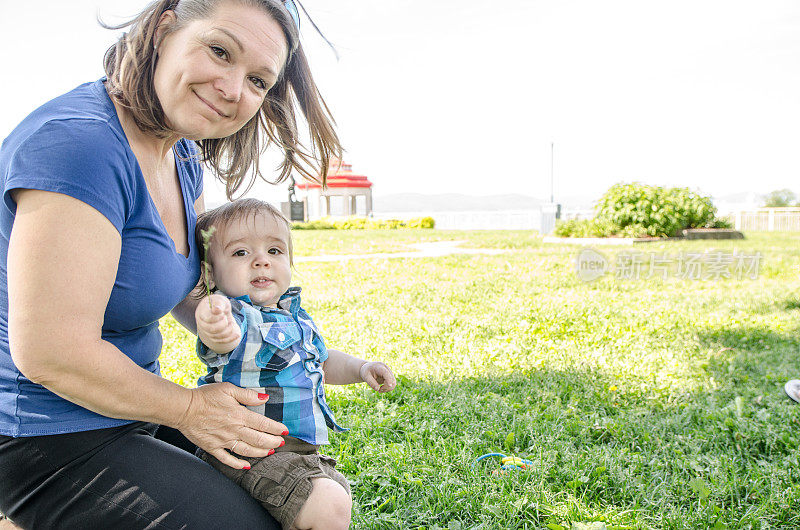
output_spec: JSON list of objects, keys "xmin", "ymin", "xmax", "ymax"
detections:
[
  {"xmin": 782, "ymin": 298, "xmax": 800, "ymax": 311},
  {"xmin": 694, "ymin": 320, "xmax": 800, "ymax": 395},
  {"xmin": 327, "ymin": 361, "xmax": 800, "ymax": 530}
]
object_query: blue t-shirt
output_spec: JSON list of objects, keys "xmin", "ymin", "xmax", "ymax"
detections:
[{"xmin": 0, "ymin": 79, "xmax": 203, "ymax": 436}]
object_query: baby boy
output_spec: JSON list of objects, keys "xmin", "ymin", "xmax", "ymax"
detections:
[{"xmin": 193, "ymin": 198, "xmax": 396, "ymax": 530}]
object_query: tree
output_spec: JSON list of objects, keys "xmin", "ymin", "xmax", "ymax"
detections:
[{"xmin": 762, "ymin": 189, "xmax": 797, "ymax": 207}]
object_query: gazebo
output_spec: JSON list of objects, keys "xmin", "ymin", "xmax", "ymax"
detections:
[{"xmin": 296, "ymin": 159, "xmax": 373, "ymax": 219}]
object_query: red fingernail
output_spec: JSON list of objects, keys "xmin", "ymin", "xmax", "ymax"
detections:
[
  {"xmin": 268, "ymin": 449, "xmax": 275, "ymax": 456},
  {"xmin": 279, "ymin": 440, "xmax": 285, "ymax": 447},
  {"xmin": 243, "ymin": 464, "xmax": 251, "ymax": 470},
  {"xmin": 281, "ymin": 430, "xmax": 289, "ymax": 436},
  {"xmin": 258, "ymin": 393, "xmax": 269, "ymax": 400}
]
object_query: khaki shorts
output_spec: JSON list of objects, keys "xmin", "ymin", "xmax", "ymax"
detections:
[{"xmin": 198, "ymin": 437, "xmax": 350, "ymax": 528}]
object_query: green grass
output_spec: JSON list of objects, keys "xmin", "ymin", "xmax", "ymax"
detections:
[
  {"xmin": 160, "ymin": 230, "xmax": 800, "ymax": 529},
  {"xmin": 291, "ymin": 229, "xmax": 543, "ymax": 256}
]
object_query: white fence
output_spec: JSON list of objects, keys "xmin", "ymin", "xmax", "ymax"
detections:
[
  {"xmin": 435, "ymin": 210, "xmax": 543, "ymax": 230},
  {"xmin": 724, "ymin": 208, "xmax": 800, "ymax": 232},
  {"xmin": 556, "ymin": 208, "xmax": 800, "ymax": 232},
  {"xmin": 370, "ymin": 207, "xmax": 800, "ymax": 233},
  {"xmin": 554, "ymin": 208, "xmax": 800, "ymax": 232},
  {"xmin": 373, "ymin": 210, "xmax": 542, "ymax": 230},
  {"xmin": 372, "ymin": 208, "xmax": 594, "ymax": 231}
]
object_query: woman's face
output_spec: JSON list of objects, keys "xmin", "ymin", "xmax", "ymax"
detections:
[{"xmin": 153, "ymin": 0, "xmax": 288, "ymax": 140}]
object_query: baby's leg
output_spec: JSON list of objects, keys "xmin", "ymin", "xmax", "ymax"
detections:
[{"xmin": 291, "ymin": 477, "xmax": 351, "ymax": 530}]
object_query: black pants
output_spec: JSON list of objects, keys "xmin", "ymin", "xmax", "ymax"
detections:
[{"xmin": 0, "ymin": 422, "xmax": 279, "ymax": 529}]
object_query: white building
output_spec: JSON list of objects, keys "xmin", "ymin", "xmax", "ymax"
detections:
[{"xmin": 296, "ymin": 159, "xmax": 373, "ymax": 219}]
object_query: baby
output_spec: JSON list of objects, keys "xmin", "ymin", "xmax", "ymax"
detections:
[{"xmin": 193, "ymin": 198, "xmax": 396, "ymax": 530}]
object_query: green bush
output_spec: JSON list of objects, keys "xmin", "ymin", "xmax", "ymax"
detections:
[
  {"xmin": 333, "ymin": 217, "xmax": 367, "ymax": 230},
  {"xmin": 383, "ymin": 219, "xmax": 404, "ymax": 229},
  {"xmin": 594, "ymin": 182, "xmax": 722, "ymax": 237},
  {"xmin": 712, "ymin": 217, "xmax": 733, "ymax": 229},
  {"xmin": 292, "ymin": 216, "xmax": 435, "ymax": 230},
  {"xmin": 365, "ymin": 218, "xmax": 387, "ymax": 230},
  {"xmin": 291, "ymin": 218, "xmax": 336, "ymax": 230},
  {"xmin": 406, "ymin": 216, "xmax": 435, "ymax": 229},
  {"xmin": 554, "ymin": 218, "xmax": 614, "ymax": 238}
]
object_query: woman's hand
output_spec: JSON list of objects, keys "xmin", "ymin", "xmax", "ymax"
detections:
[
  {"xmin": 359, "ymin": 361, "xmax": 397, "ymax": 393},
  {"xmin": 196, "ymin": 294, "xmax": 241, "ymax": 354},
  {"xmin": 175, "ymin": 383, "xmax": 287, "ymax": 470}
]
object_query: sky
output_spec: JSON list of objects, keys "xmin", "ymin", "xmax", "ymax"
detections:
[{"xmin": 2, "ymin": 0, "xmax": 800, "ymax": 207}]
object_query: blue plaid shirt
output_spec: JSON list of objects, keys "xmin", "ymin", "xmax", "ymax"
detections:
[{"xmin": 196, "ymin": 287, "xmax": 346, "ymax": 445}]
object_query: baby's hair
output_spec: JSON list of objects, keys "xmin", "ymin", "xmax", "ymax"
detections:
[{"xmin": 193, "ymin": 198, "xmax": 294, "ymax": 298}]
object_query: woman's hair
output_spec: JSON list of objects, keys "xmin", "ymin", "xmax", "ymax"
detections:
[
  {"xmin": 102, "ymin": 0, "xmax": 341, "ymax": 199},
  {"xmin": 193, "ymin": 198, "xmax": 294, "ymax": 298}
]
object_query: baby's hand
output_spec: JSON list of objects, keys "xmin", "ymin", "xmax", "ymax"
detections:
[
  {"xmin": 359, "ymin": 361, "xmax": 397, "ymax": 393},
  {"xmin": 196, "ymin": 294, "xmax": 241, "ymax": 350}
]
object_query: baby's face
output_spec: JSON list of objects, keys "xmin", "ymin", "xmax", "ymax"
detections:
[{"xmin": 207, "ymin": 213, "xmax": 291, "ymax": 307}]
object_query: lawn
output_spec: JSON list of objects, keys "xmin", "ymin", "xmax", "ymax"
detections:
[{"xmin": 160, "ymin": 230, "xmax": 800, "ymax": 529}]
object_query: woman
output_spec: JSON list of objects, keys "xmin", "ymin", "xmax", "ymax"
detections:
[{"xmin": 0, "ymin": 0, "xmax": 340, "ymax": 527}]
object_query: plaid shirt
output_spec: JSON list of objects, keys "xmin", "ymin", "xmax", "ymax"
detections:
[{"xmin": 196, "ymin": 287, "xmax": 346, "ymax": 445}]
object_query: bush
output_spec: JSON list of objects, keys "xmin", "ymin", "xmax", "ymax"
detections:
[
  {"xmin": 333, "ymin": 217, "xmax": 367, "ymax": 230},
  {"xmin": 291, "ymin": 216, "xmax": 435, "ymax": 230},
  {"xmin": 594, "ymin": 183, "xmax": 721, "ymax": 238},
  {"xmin": 291, "ymin": 218, "xmax": 336, "ymax": 230},
  {"xmin": 365, "ymin": 218, "xmax": 388, "ymax": 230},
  {"xmin": 406, "ymin": 216, "xmax": 435, "ymax": 229},
  {"xmin": 554, "ymin": 218, "xmax": 614, "ymax": 238}
]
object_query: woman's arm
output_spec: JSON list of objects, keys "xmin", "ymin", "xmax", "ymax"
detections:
[
  {"xmin": 323, "ymin": 348, "xmax": 396, "ymax": 392},
  {"xmin": 8, "ymin": 189, "xmax": 181, "ymax": 420},
  {"xmin": 170, "ymin": 193, "xmax": 205, "ymax": 334},
  {"xmin": 8, "ymin": 190, "xmax": 285, "ymax": 469},
  {"xmin": 171, "ymin": 283, "xmax": 201, "ymax": 334}
]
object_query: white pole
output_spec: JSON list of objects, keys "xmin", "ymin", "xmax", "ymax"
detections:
[{"xmin": 550, "ymin": 142, "xmax": 554, "ymax": 204}]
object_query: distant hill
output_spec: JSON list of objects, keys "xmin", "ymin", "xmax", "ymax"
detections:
[{"xmin": 373, "ymin": 193, "xmax": 544, "ymax": 213}]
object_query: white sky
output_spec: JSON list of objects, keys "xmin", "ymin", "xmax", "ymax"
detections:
[{"xmin": 2, "ymin": 0, "xmax": 799, "ymax": 206}]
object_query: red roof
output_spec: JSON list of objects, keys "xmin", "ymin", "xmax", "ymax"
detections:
[{"xmin": 296, "ymin": 159, "xmax": 373, "ymax": 189}]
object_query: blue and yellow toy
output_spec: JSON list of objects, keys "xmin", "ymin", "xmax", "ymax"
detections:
[{"xmin": 472, "ymin": 452, "xmax": 533, "ymax": 475}]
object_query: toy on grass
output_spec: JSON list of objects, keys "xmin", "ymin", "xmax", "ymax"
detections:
[{"xmin": 472, "ymin": 452, "xmax": 534, "ymax": 475}]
